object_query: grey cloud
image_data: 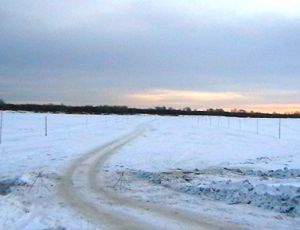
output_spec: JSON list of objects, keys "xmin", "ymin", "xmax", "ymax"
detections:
[{"xmin": 0, "ymin": 1, "xmax": 300, "ymax": 106}]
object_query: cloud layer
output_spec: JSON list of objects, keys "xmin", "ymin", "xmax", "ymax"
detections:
[{"xmin": 0, "ymin": 1, "xmax": 299, "ymax": 112}]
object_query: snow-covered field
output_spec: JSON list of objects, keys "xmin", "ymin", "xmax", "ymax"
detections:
[{"xmin": 0, "ymin": 112, "xmax": 300, "ymax": 229}]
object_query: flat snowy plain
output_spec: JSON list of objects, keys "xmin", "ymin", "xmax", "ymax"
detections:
[{"xmin": 0, "ymin": 112, "xmax": 299, "ymax": 229}]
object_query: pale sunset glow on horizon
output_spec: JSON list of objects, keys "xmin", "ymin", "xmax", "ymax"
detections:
[
  {"xmin": 126, "ymin": 89, "xmax": 300, "ymax": 113},
  {"xmin": 127, "ymin": 90, "xmax": 243, "ymax": 102}
]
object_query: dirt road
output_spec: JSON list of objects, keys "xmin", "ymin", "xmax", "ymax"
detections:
[{"xmin": 57, "ymin": 124, "xmax": 242, "ymax": 230}]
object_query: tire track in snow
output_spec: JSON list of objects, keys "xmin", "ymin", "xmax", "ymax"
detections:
[{"xmin": 57, "ymin": 124, "xmax": 242, "ymax": 230}]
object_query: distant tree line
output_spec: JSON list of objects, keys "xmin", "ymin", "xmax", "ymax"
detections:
[{"xmin": 0, "ymin": 102, "xmax": 299, "ymax": 118}]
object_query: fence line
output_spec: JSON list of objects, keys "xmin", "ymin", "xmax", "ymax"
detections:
[
  {"xmin": 196, "ymin": 115, "xmax": 295, "ymax": 140},
  {"xmin": 0, "ymin": 113, "xmax": 298, "ymax": 144}
]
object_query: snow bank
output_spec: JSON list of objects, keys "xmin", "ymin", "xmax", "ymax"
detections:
[{"xmin": 132, "ymin": 168, "xmax": 300, "ymax": 216}]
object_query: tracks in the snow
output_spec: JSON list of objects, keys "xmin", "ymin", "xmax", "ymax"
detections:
[{"xmin": 57, "ymin": 124, "xmax": 242, "ymax": 230}]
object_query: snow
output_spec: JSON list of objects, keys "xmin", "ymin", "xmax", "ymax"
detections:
[
  {"xmin": 0, "ymin": 112, "xmax": 148, "ymax": 179},
  {"xmin": 109, "ymin": 116, "xmax": 300, "ymax": 172},
  {"xmin": 1, "ymin": 112, "xmax": 300, "ymax": 229},
  {"xmin": 0, "ymin": 111, "xmax": 149, "ymax": 230},
  {"xmin": 107, "ymin": 115, "xmax": 300, "ymax": 228}
]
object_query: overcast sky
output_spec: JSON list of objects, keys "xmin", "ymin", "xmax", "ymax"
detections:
[{"xmin": 1, "ymin": 0, "xmax": 300, "ymax": 112}]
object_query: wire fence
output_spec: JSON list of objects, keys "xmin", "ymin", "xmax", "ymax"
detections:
[
  {"xmin": 0, "ymin": 111, "xmax": 137, "ymax": 144},
  {"xmin": 194, "ymin": 115, "xmax": 300, "ymax": 140},
  {"xmin": 0, "ymin": 111, "xmax": 299, "ymax": 144}
]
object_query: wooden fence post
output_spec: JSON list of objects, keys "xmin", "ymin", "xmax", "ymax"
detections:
[
  {"xmin": 278, "ymin": 118, "xmax": 281, "ymax": 139},
  {"xmin": 0, "ymin": 111, "xmax": 3, "ymax": 144},
  {"xmin": 45, "ymin": 116, "xmax": 48, "ymax": 136}
]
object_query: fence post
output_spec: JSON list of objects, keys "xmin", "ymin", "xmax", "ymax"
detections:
[
  {"xmin": 45, "ymin": 116, "xmax": 48, "ymax": 136},
  {"xmin": 278, "ymin": 118, "xmax": 281, "ymax": 139},
  {"xmin": 0, "ymin": 111, "xmax": 3, "ymax": 144}
]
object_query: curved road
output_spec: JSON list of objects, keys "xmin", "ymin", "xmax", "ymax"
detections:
[{"xmin": 57, "ymin": 124, "xmax": 242, "ymax": 230}]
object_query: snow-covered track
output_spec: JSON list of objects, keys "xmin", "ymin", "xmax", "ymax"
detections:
[{"xmin": 57, "ymin": 124, "xmax": 241, "ymax": 230}]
